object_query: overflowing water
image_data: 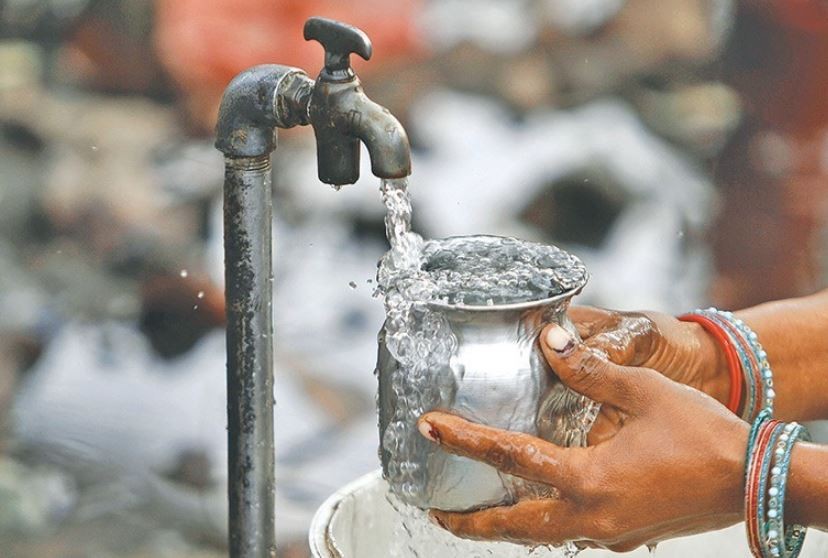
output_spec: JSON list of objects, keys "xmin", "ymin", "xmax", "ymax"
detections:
[
  {"xmin": 377, "ymin": 178, "xmax": 452, "ymax": 505},
  {"xmin": 385, "ymin": 495, "xmax": 578, "ymax": 558},
  {"xmin": 419, "ymin": 235, "xmax": 588, "ymax": 306},
  {"xmin": 376, "ymin": 177, "xmax": 590, "ymax": 557},
  {"xmin": 377, "ymin": 180, "xmax": 588, "ymax": 308}
]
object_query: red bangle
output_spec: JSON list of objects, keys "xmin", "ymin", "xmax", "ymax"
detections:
[
  {"xmin": 710, "ymin": 316, "xmax": 762, "ymax": 421},
  {"xmin": 679, "ymin": 313, "xmax": 743, "ymax": 414},
  {"xmin": 744, "ymin": 420, "xmax": 780, "ymax": 558}
]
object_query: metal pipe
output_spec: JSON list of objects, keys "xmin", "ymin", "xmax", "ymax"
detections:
[
  {"xmin": 216, "ymin": 18, "xmax": 412, "ymax": 557},
  {"xmin": 223, "ymin": 155, "xmax": 276, "ymax": 557},
  {"xmin": 217, "ymin": 65, "xmax": 312, "ymax": 558}
]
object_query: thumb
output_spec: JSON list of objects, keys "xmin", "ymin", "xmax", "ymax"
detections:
[{"xmin": 540, "ymin": 323, "xmax": 645, "ymax": 411}]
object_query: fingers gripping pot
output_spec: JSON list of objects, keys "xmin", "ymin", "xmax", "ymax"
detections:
[{"xmin": 376, "ymin": 273, "xmax": 594, "ymax": 512}]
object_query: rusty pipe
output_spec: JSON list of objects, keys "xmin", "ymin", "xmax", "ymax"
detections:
[{"xmin": 216, "ymin": 64, "xmax": 312, "ymax": 558}]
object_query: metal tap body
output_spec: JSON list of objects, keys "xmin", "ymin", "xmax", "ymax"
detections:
[
  {"xmin": 214, "ymin": 17, "xmax": 411, "ymax": 558},
  {"xmin": 308, "ymin": 74, "xmax": 411, "ymax": 184}
]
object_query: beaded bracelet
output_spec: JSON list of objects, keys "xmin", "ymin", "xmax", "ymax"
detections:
[
  {"xmin": 702, "ymin": 309, "xmax": 774, "ymax": 420},
  {"xmin": 773, "ymin": 423, "xmax": 809, "ymax": 558},
  {"xmin": 680, "ymin": 308, "xmax": 774, "ymax": 421},
  {"xmin": 745, "ymin": 414, "xmax": 810, "ymax": 558},
  {"xmin": 699, "ymin": 310, "xmax": 762, "ymax": 420}
]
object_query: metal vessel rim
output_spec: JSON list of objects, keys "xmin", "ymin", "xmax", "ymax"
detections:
[
  {"xmin": 421, "ymin": 234, "xmax": 587, "ymax": 313},
  {"xmin": 425, "ymin": 283, "xmax": 586, "ymax": 313}
]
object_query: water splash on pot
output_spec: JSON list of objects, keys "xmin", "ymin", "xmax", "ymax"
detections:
[{"xmin": 376, "ymin": 177, "xmax": 595, "ymax": 556}]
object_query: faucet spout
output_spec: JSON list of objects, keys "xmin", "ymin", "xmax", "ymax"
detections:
[
  {"xmin": 350, "ymin": 96, "xmax": 411, "ymax": 180},
  {"xmin": 308, "ymin": 80, "xmax": 411, "ymax": 185}
]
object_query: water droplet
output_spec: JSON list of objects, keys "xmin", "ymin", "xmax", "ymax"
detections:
[
  {"xmin": 648, "ymin": 543, "xmax": 658, "ymax": 556},
  {"xmin": 180, "ymin": 269, "xmax": 189, "ymax": 278},
  {"xmin": 348, "ymin": 281, "xmax": 357, "ymax": 289},
  {"xmin": 193, "ymin": 304, "xmax": 199, "ymax": 310},
  {"xmin": 562, "ymin": 542, "xmax": 581, "ymax": 558},
  {"xmin": 197, "ymin": 290, "xmax": 205, "ymax": 299},
  {"xmin": 90, "ymin": 145, "xmax": 98, "ymax": 151}
]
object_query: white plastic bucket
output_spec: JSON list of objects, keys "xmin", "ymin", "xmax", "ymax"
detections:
[{"xmin": 310, "ymin": 470, "xmax": 828, "ymax": 558}]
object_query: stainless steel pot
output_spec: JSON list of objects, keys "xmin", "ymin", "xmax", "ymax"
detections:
[{"xmin": 377, "ymin": 264, "xmax": 593, "ymax": 512}]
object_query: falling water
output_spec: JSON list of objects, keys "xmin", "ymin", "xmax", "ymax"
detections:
[{"xmin": 376, "ymin": 178, "xmax": 592, "ymax": 557}]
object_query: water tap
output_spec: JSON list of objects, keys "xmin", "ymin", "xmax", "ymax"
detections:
[
  {"xmin": 215, "ymin": 16, "xmax": 411, "ymax": 186},
  {"xmin": 304, "ymin": 18, "xmax": 411, "ymax": 184}
]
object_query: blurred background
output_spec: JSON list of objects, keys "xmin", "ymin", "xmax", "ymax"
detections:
[{"xmin": 1, "ymin": 0, "xmax": 827, "ymax": 556}]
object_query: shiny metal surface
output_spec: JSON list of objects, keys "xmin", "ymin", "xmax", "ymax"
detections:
[{"xmin": 377, "ymin": 277, "xmax": 591, "ymax": 512}]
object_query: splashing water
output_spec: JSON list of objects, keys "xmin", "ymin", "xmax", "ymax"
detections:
[
  {"xmin": 376, "ymin": 178, "xmax": 592, "ymax": 557},
  {"xmin": 386, "ymin": 495, "xmax": 580, "ymax": 558},
  {"xmin": 418, "ymin": 235, "xmax": 587, "ymax": 306},
  {"xmin": 377, "ymin": 178, "xmax": 451, "ymax": 504},
  {"xmin": 376, "ymin": 179, "xmax": 588, "ymax": 308}
]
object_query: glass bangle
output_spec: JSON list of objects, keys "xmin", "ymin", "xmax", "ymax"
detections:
[
  {"xmin": 700, "ymin": 310, "xmax": 759, "ymax": 420},
  {"xmin": 774, "ymin": 422, "xmax": 809, "ymax": 558},
  {"xmin": 746, "ymin": 419, "xmax": 779, "ymax": 557},
  {"xmin": 702, "ymin": 308, "xmax": 775, "ymax": 419},
  {"xmin": 745, "ymin": 416, "xmax": 810, "ymax": 558},
  {"xmin": 716, "ymin": 309, "xmax": 775, "ymax": 415}
]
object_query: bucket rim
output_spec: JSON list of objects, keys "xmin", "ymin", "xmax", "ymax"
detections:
[{"xmin": 309, "ymin": 470, "xmax": 384, "ymax": 558}]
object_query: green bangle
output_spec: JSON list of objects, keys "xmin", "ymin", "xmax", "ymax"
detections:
[
  {"xmin": 770, "ymin": 422, "xmax": 810, "ymax": 558},
  {"xmin": 745, "ymin": 408, "xmax": 772, "ymax": 478}
]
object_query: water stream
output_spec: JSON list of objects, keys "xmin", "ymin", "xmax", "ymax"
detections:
[{"xmin": 376, "ymin": 178, "xmax": 591, "ymax": 557}]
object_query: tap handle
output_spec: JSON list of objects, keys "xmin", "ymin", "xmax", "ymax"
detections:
[{"xmin": 304, "ymin": 17, "xmax": 373, "ymax": 76}]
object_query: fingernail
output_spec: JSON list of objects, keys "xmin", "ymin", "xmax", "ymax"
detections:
[
  {"xmin": 545, "ymin": 324, "xmax": 575, "ymax": 354},
  {"xmin": 418, "ymin": 418, "xmax": 441, "ymax": 443},
  {"xmin": 429, "ymin": 512, "xmax": 447, "ymax": 530}
]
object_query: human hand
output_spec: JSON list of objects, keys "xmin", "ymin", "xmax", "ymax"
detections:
[
  {"xmin": 570, "ymin": 306, "xmax": 730, "ymax": 400},
  {"xmin": 418, "ymin": 324, "xmax": 748, "ymax": 551},
  {"xmin": 569, "ymin": 306, "xmax": 733, "ymax": 443}
]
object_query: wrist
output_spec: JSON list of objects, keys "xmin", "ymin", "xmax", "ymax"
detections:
[
  {"xmin": 786, "ymin": 441, "xmax": 827, "ymax": 527},
  {"xmin": 717, "ymin": 420, "xmax": 750, "ymax": 518}
]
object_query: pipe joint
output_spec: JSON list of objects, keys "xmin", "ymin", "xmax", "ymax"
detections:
[{"xmin": 215, "ymin": 65, "xmax": 313, "ymax": 158}]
